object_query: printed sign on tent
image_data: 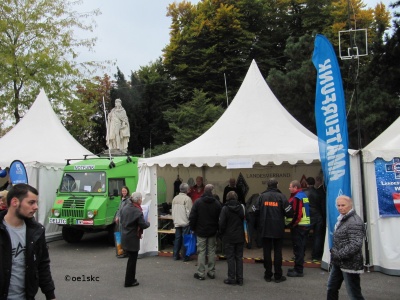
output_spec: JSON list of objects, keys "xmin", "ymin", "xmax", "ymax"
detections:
[
  {"xmin": 9, "ymin": 160, "xmax": 28, "ymax": 185},
  {"xmin": 375, "ymin": 157, "xmax": 400, "ymax": 217}
]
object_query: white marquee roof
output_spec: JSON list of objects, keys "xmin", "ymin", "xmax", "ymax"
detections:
[
  {"xmin": 363, "ymin": 116, "xmax": 400, "ymax": 162},
  {"xmin": 0, "ymin": 89, "xmax": 93, "ymax": 168},
  {"xmin": 140, "ymin": 60, "xmax": 320, "ymax": 168}
]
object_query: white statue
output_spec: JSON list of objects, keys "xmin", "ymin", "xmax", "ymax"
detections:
[{"xmin": 106, "ymin": 99, "xmax": 130, "ymax": 152}]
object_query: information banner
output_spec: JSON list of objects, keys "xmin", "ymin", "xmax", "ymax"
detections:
[
  {"xmin": 9, "ymin": 160, "xmax": 28, "ymax": 185},
  {"xmin": 375, "ymin": 157, "xmax": 400, "ymax": 217}
]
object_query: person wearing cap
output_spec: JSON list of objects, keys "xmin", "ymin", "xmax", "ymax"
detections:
[{"xmin": 120, "ymin": 192, "xmax": 150, "ymax": 287}]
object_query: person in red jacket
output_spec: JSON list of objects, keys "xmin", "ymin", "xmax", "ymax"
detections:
[{"xmin": 189, "ymin": 176, "xmax": 204, "ymax": 203}]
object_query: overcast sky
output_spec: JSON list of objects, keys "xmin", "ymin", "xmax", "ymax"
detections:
[{"xmin": 76, "ymin": 0, "xmax": 394, "ymax": 77}]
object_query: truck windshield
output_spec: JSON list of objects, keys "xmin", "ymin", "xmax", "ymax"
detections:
[{"xmin": 60, "ymin": 172, "xmax": 106, "ymax": 193}]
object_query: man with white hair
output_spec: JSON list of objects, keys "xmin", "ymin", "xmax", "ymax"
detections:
[
  {"xmin": 327, "ymin": 195, "xmax": 365, "ymax": 299},
  {"xmin": 172, "ymin": 183, "xmax": 193, "ymax": 261},
  {"xmin": 120, "ymin": 192, "xmax": 150, "ymax": 287}
]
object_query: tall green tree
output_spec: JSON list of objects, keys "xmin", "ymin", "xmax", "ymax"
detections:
[
  {"xmin": 65, "ymin": 75, "xmax": 112, "ymax": 154},
  {"xmin": 0, "ymin": 0, "xmax": 100, "ymax": 124},
  {"xmin": 152, "ymin": 88, "xmax": 223, "ymax": 155}
]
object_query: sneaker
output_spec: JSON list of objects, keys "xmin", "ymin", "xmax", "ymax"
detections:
[
  {"xmin": 183, "ymin": 257, "xmax": 191, "ymax": 262},
  {"xmin": 287, "ymin": 270, "xmax": 304, "ymax": 277},
  {"xmin": 275, "ymin": 276, "xmax": 287, "ymax": 283},
  {"xmin": 194, "ymin": 273, "xmax": 205, "ymax": 280},
  {"xmin": 207, "ymin": 273, "xmax": 215, "ymax": 279},
  {"xmin": 223, "ymin": 279, "xmax": 236, "ymax": 285},
  {"xmin": 264, "ymin": 276, "xmax": 272, "ymax": 282}
]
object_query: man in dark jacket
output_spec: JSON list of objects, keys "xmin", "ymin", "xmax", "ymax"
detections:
[
  {"xmin": 120, "ymin": 192, "xmax": 150, "ymax": 287},
  {"xmin": 189, "ymin": 184, "xmax": 221, "ymax": 280},
  {"xmin": 219, "ymin": 191, "xmax": 245, "ymax": 285},
  {"xmin": 0, "ymin": 184, "xmax": 56, "ymax": 300},
  {"xmin": 256, "ymin": 178, "xmax": 293, "ymax": 283},
  {"xmin": 304, "ymin": 177, "xmax": 325, "ymax": 261}
]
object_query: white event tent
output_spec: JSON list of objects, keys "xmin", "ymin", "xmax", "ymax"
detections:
[
  {"xmin": 363, "ymin": 116, "xmax": 400, "ymax": 275},
  {"xmin": 136, "ymin": 60, "xmax": 362, "ymax": 261},
  {"xmin": 142, "ymin": 60, "xmax": 320, "ymax": 167},
  {"xmin": 0, "ymin": 89, "xmax": 93, "ymax": 239}
]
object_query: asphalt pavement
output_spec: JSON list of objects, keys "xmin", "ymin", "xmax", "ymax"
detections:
[{"xmin": 36, "ymin": 232, "xmax": 399, "ymax": 300}]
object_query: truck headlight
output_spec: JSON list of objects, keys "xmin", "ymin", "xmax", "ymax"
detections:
[
  {"xmin": 54, "ymin": 210, "xmax": 60, "ymax": 217},
  {"xmin": 87, "ymin": 210, "xmax": 95, "ymax": 219}
]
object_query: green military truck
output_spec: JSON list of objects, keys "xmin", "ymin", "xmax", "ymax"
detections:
[{"xmin": 49, "ymin": 155, "xmax": 139, "ymax": 243}]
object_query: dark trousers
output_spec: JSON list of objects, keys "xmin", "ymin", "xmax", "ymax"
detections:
[
  {"xmin": 327, "ymin": 264, "xmax": 364, "ymax": 300},
  {"xmin": 291, "ymin": 226, "xmax": 309, "ymax": 273},
  {"xmin": 224, "ymin": 242, "xmax": 244, "ymax": 281},
  {"xmin": 310, "ymin": 215, "xmax": 325, "ymax": 259},
  {"xmin": 124, "ymin": 251, "xmax": 139, "ymax": 285},
  {"xmin": 173, "ymin": 226, "xmax": 190, "ymax": 259},
  {"xmin": 262, "ymin": 237, "xmax": 283, "ymax": 279},
  {"xmin": 247, "ymin": 213, "xmax": 262, "ymax": 248}
]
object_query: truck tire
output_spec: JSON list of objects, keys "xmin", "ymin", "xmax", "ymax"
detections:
[{"xmin": 62, "ymin": 227, "xmax": 84, "ymax": 243}]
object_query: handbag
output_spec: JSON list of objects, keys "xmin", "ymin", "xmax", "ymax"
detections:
[
  {"xmin": 183, "ymin": 231, "xmax": 197, "ymax": 257},
  {"xmin": 241, "ymin": 204, "xmax": 249, "ymax": 244},
  {"xmin": 114, "ymin": 231, "xmax": 124, "ymax": 256}
]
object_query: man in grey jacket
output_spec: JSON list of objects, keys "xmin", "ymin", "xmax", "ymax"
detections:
[{"xmin": 171, "ymin": 183, "xmax": 192, "ymax": 261}]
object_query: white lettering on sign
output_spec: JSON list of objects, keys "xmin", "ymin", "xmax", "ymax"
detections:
[
  {"xmin": 318, "ymin": 59, "xmax": 347, "ymax": 182},
  {"xmin": 73, "ymin": 165, "xmax": 95, "ymax": 170},
  {"xmin": 49, "ymin": 218, "xmax": 67, "ymax": 224}
]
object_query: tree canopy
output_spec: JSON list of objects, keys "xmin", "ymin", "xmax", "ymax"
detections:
[
  {"xmin": 2, "ymin": 0, "xmax": 399, "ymax": 156},
  {"xmin": 0, "ymin": 0, "xmax": 101, "ymax": 124}
]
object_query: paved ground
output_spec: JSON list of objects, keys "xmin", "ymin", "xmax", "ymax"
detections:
[{"xmin": 36, "ymin": 232, "xmax": 399, "ymax": 300}]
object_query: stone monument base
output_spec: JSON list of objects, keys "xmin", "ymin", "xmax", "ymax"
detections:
[{"xmin": 99, "ymin": 149, "xmax": 129, "ymax": 157}]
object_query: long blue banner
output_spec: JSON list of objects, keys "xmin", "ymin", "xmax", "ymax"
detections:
[{"xmin": 312, "ymin": 34, "xmax": 351, "ymax": 248}]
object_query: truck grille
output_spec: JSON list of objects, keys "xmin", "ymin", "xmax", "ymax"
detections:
[{"xmin": 61, "ymin": 198, "xmax": 86, "ymax": 218}]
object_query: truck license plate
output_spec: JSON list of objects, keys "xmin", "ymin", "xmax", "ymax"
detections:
[{"xmin": 49, "ymin": 218, "xmax": 67, "ymax": 224}]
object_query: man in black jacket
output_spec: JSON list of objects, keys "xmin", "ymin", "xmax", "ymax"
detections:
[
  {"xmin": 0, "ymin": 184, "xmax": 56, "ymax": 300},
  {"xmin": 256, "ymin": 178, "xmax": 293, "ymax": 283},
  {"xmin": 189, "ymin": 184, "xmax": 221, "ymax": 281}
]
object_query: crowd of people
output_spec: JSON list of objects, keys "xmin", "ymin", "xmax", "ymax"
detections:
[
  {"xmin": 0, "ymin": 176, "xmax": 365, "ymax": 299},
  {"xmin": 166, "ymin": 176, "xmax": 365, "ymax": 299}
]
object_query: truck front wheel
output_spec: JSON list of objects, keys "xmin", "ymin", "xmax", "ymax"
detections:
[{"xmin": 62, "ymin": 227, "xmax": 84, "ymax": 243}]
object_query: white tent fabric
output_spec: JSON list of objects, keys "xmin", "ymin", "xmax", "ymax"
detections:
[
  {"xmin": 0, "ymin": 89, "xmax": 92, "ymax": 167},
  {"xmin": 141, "ymin": 60, "xmax": 320, "ymax": 168},
  {"xmin": 138, "ymin": 60, "xmax": 364, "ymax": 263},
  {"xmin": 0, "ymin": 89, "xmax": 93, "ymax": 239},
  {"xmin": 363, "ymin": 116, "xmax": 400, "ymax": 275}
]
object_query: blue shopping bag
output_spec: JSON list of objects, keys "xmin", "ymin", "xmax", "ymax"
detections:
[{"xmin": 183, "ymin": 232, "xmax": 197, "ymax": 257}]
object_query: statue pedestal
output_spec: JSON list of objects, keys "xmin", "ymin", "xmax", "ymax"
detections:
[{"xmin": 99, "ymin": 149, "xmax": 128, "ymax": 157}]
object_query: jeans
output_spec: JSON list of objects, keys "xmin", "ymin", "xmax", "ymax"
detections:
[
  {"xmin": 225, "ymin": 242, "xmax": 244, "ymax": 281},
  {"xmin": 291, "ymin": 226, "xmax": 309, "ymax": 273},
  {"xmin": 327, "ymin": 264, "xmax": 364, "ymax": 300},
  {"xmin": 173, "ymin": 226, "xmax": 190, "ymax": 259},
  {"xmin": 310, "ymin": 215, "xmax": 325, "ymax": 259},
  {"xmin": 262, "ymin": 237, "xmax": 283, "ymax": 279},
  {"xmin": 124, "ymin": 251, "xmax": 139, "ymax": 285},
  {"xmin": 196, "ymin": 235, "xmax": 217, "ymax": 277}
]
